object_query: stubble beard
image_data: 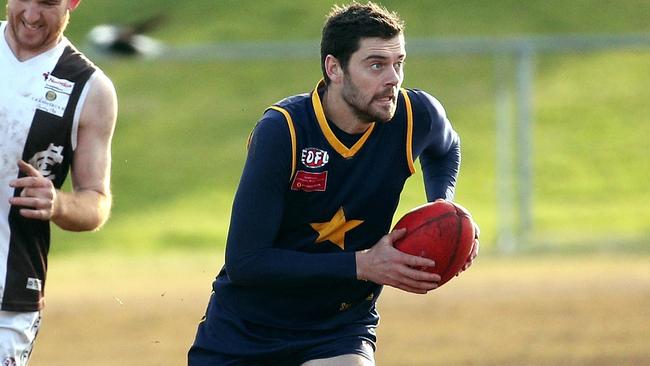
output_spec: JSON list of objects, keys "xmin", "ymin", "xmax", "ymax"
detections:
[
  {"xmin": 8, "ymin": 8, "xmax": 69, "ymax": 54},
  {"xmin": 341, "ymin": 74, "xmax": 397, "ymax": 124}
]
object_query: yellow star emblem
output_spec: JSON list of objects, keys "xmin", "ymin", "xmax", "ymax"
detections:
[{"xmin": 310, "ymin": 207, "xmax": 363, "ymax": 250}]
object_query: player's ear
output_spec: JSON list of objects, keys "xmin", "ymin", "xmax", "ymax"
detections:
[
  {"xmin": 68, "ymin": 0, "xmax": 81, "ymax": 11},
  {"xmin": 324, "ymin": 55, "xmax": 343, "ymax": 84}
]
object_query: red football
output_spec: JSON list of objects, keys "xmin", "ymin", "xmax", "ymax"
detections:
[{"xmin": 393, "ymin": 200, "xmax": 476, "ymax": 286}]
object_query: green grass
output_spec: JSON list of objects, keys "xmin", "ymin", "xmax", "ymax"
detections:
[
  {"xmin": 2, "ymin": 1, "xmax": 648, "ymax": 253},
  {"xmin": 61, "ymin": 0, "xmax": 650, "ymax": 44},
  {"xmin": 52, "ymin": 51, "xmax": 650, "ymax": 253}
]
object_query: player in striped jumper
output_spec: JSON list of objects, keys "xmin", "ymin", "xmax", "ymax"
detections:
[
  {"xmin": 189, "ymin": 2, "xmax": 478, "ymax": 365},
  {"xmin": 1, "ymin": 0, "xmax": 117, "ymax": 364}
]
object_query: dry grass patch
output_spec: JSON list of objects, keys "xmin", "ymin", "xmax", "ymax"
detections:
[{"xmin": 30, "ymin": 252, "xmax": 650, "ymax": 365}]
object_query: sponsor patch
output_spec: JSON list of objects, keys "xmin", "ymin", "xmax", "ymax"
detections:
[
  {"xmin": 301, "ymin": 148, "xmax": 329, "ymax": 169},
  {"xmin": 34, "ymin": 75, "xmax": 75, "ymax": 117},
  {"xmin": 26, "ymin": 278, "xmax": 42, "ymax": 292},
  {"xmin": 291, "ymin": 170, "xmax": 328, "ymax": 192}
]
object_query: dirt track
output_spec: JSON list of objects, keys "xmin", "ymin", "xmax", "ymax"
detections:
[{"xmin": 30, "ymin": 252, "xmax": 650, "ymax": 365}]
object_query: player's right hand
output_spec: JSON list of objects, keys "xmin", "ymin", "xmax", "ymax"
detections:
[
  {"xmin": 355, "ymin": 229, "xmax": 441, "ymax": 294},
  {"xmin": 8, "ymin": 160, "xmax": 59, "ymax": 221}
]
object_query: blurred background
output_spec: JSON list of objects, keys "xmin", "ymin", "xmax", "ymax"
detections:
[
  {"xmin": 3, "ymin": 0, "xmax": 648, "ymax": 365},
  {"xmin": 48, "ymin": 0, "xmax": 650, "ymax": 254}
]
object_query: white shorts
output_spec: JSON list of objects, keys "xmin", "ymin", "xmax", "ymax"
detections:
[{"xmin": 0, "ymin": 311, "xmax": 41, "ymax": 366}]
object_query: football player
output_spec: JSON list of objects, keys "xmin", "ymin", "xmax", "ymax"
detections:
[
  {"xmin": 189, "ymin": 2, "xmax": 478, "ymax": 365},
  {"xmin": 1, "ymin": 1, "xmax": 117, "ymax": 364}
]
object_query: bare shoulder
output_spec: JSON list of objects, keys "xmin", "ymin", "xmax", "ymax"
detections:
[{"xmin": 80, "ymin": 70, "xmax": 118, "ymax": 133}]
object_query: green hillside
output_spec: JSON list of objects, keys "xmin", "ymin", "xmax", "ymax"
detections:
[
  {"xmin": 3, "ymin": 1, "xmax": 648, "ymax": 253},
  {"xmin": 63, "ymin": 0, "xmax": 650, "ymax": 43}
]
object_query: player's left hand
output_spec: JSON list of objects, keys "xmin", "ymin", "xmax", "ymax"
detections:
[
  {"xmin": 457, "ymin": 223, "xmax": 480, "ymax": 275},
  {"xmin": 8, "ymin": 160, "xmax": 59, "ymax": 221}
]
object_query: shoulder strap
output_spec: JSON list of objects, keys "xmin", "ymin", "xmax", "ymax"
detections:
[
  {"xmin": 266, "ymin": 106, "xmax": 298, "ymax": 181},
  {"xmin": 400, "ymin": 89, "xmax": 416, "ymax": 175}
]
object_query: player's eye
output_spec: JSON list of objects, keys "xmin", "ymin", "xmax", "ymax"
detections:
[{"xmin": 370, "ymin": 63, "xmax": 382, "ymax": 71}]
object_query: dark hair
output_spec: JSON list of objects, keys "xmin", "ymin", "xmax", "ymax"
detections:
[{"xmin": 320, "ymin": 2, "xmax": 404, "ymax": 84}]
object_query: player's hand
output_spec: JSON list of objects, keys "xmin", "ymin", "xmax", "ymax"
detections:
[
  {"xmin": 8, "ymin": 160, "xmax": 59, "ymax": 221},
  {"xmin": 356, "ymin": 228, "xmax": 441, "ymax": 294},
  {"xmin": 458, "ymin": 223, "xmax": 480, "ymax": 275}
]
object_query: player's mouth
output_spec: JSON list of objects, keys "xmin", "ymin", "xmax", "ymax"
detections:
[
  {"xmin": 374, "ymin": 94, "xmax": 396, "ymax": 105},
  {"xmin": 21, "ymin": 20, "xmax": 43, "ymax": 32}
]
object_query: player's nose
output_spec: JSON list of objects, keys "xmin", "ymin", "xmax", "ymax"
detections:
[
  {"xmin": 384, "ymin": 65, "xmax": 402, "ymax": 87},
  {"xmin": 22, "ymin": 4, "xmax": 42, "ymax": 24}
]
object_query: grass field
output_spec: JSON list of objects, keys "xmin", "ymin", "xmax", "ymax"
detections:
[
  {"xmin": 44, "ymin": 49, "xmax": 650, "ymax": 253},
  {"xmin": 63, "ymin": 0, "xmax": 650, "ymax": 43},
  {"xmin": 1, "ymin": 0, "xmax": 643, "ymax": 253},
  {"xmin": 30, "ymin": 251, "xmax": 650, "ymax": 365}
]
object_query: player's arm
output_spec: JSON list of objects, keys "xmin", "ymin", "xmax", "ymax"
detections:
[
  {"xmin": 56, "ymin": 72, "xmax": 117, "ymax": 231},
  {"xmin": 411, "ymin": 90, "xmax": 479, "ymax": 272},
  {"xmin": 225, "ymin": 111, "xmax": 356, "ymax": 287},
  {"xmin": 10, "ymin": 72, "xmax": 117, "ymax": 231},
  {"xmin": 410, "ymin": 90, "xmax": 461, "ymax": 201}
]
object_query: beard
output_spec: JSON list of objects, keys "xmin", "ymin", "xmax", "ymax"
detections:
[
  {"xmin": 7, "ymin": 5, "xmax": 69, "ymax": 54},
  {"xmin": 341, "ymin": 73, "xmax": 397, "ymax": 124}
]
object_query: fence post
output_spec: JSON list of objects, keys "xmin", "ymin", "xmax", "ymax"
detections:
[
  {"xmin": 495, "ymin": 54, "xmax": 516, "ymax": 253},
  {"xmin": 516, "ymin": 44, "xmax": 535, "ymax": 248}
]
